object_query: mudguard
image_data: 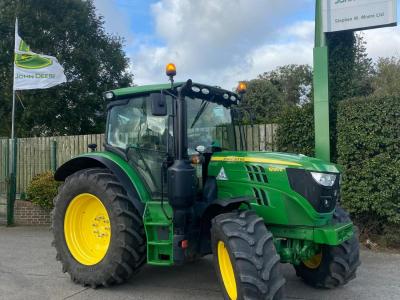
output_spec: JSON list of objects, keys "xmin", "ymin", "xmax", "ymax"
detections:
[
  {"xmin": 54, "ymin": 152, "xmax": 151, "ymax": 215},
  {"xmin": 199, "ymin": 177, "xmax": 252, "ymax": 220}
]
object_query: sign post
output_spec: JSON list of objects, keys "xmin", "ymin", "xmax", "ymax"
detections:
[
  {"xmin": 314, "ymin": 0, "xmax": 330, "ymax": 162},
  {"xmin": 313, "ymin": 0, "xmax": 397, "ymax": 162}
]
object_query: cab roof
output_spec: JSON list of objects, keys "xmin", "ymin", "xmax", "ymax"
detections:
[
  {"xmin": 111, "ymin": 82, "xmax": 184, "ymax": 98},
  {"xmin": 109, "ymin": 82, "xmax": 240, "ymax": 105}
]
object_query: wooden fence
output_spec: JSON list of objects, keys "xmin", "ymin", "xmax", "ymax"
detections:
[{"xmin": 0, "ymin": 124, "xmax": 277, "ymax": 195}]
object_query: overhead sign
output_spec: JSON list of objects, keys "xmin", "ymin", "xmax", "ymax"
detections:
[{"xmin": 323, "ymin": 0, "xmax": 397, "ymax": 32}]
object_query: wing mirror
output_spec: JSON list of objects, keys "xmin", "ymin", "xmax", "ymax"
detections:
[{"xmin": 150, "ymin": 93, "xmax": 167, "ymax": 116}]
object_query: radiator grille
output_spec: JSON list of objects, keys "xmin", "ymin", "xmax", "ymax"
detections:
[
  {"xmin": 252, "ymin": 187, "xmax": 269, "ymax": 206},
  {"xmin": 245, "ymin": 165, "xmax": 268, "ymax": 183}
]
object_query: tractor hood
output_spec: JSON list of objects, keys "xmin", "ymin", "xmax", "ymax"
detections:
[
  {"xmin": 208, "ymin": 151, "xmax": 341, "ymax": 227},
  {"xmin": 210, "ymin": 151, "xmax": 339, "ymax": 173}
]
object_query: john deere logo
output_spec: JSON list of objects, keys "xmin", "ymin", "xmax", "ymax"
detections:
[{"xmin": 15, "ymin": 39, "xmax": 52, "ymax": 70}]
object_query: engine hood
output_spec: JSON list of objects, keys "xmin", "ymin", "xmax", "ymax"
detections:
[{"xmin": 210, "ymin": 151, "xmax": 339, "ymax": 173}]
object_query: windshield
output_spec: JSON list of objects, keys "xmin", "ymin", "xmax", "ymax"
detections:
[{"xmin": 186, "ymin": 97, "xmax": 236, "ymax": 154}]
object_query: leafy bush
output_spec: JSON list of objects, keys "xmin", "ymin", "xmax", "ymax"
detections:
[
  {"xmin": 337, "ymin": 95, "xmax": 400, "ymax": 232},
  {"xmin": 276, "ymin": 103, "xmax": 314, "ymax": 157},
  {"xmin": 26, "ymin": 171, "xmax": 61, "ymax": 209}
]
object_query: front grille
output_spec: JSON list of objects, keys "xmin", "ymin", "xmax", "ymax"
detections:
[
  {"xmin": 245, "ymin": 165, "xmax": 268, "ymax": 183},
  {"xmin": 253, "ymin": 187, "xmax": 269, "ymax": 206},
  {"xmin": 286, "ymin": 168, "xmax": 339, "ymax": 213}
]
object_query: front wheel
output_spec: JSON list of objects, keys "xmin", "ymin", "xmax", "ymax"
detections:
[
  {"xmin": 211, "ymin": 210, "xmax": 285, "ymax": 300},
  {"xmin": 52, "ymin": 168, "xmax": 146, "ymax": 287},
  {"xmin": 295, "ymin": 205, "xmax": 361, "ymax": 288}
]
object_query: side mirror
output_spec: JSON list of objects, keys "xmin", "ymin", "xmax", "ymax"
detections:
[
  {"xmin": 150, "ymin": 93, "xmax": 167, "ymax": 116},
  {"xmin": 195, "ymin": 145, "xmax": 206, "ymax": 153}
]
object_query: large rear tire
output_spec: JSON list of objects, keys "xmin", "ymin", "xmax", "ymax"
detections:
[
  {"xmin": 211, "ymin": 210, "xmax": 285, "ymax": 300},
  {"xmin": 52, "ymin": 168, "xmax": 146, "ymax": 287},
  {"xmin": 295, "ymin": 205, "xmax": 361, "ymax": 288}
]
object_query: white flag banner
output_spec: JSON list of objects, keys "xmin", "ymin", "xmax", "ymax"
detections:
[{"xmin": 13, "ymin": 19, "xmax": 66, "ymax": 90}]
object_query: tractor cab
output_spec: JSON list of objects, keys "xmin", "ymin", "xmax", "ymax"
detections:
[{"xmin": 104, "ymin": 80, "xmax": 241, "ymax": 199}]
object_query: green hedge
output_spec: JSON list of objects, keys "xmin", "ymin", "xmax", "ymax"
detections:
[
  {"xmin": 337, "ymin": 95, "xmax": 400, "ymax": 228},
  {"xmin": 26, "ymin": 171, "xmax": 61, "ymax": 209},
  {"xmin": 276, "ymin": 103, "xmax": 314, "ymax": 157}
]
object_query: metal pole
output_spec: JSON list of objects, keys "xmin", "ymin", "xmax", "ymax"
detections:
[
  {"xmin": 8, "ymin": 83, "xmax": 17, "ymax": 226},
  {"xmin": 8, "ymin": 18, "xmax": 17, "ymax": 225},
  {"xmin": 7, "ymin": 139, "xmax": 16, "ymax": 226},
  {"xmin": 314, "ymin": 0, "xmax": 331, "ymax": 162},
  {"xmin": 11, "ymin": 19, "xmax": 17, "ymax": 140},
  {"xmin": 11, "ymin": 91, "xmax": 16, "ymax": 140}
]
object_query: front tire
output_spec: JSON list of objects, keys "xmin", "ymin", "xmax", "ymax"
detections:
[
  {"xmin": 52, "ymin": 168, "xmax": 146, "ymax": 287},
  {"xmin": 211, "ymin": 210, "xmax": 285, "ymax": 300},
  {"xmin": 295, "ymin": 205, "xmax": 361, "ymax": 288}
]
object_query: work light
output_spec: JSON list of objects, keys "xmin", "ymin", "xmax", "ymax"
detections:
[{"xmin": 103, "ymin": 91, "xmax": 115, "ymax": 100}]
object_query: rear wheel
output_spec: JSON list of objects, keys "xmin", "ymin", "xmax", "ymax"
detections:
[
  {"xmin": 295, "ymin": 205, "xmax": 361, "ymax": 288},
  {"xmin": 211, "ymin": 211, "xmax": 285, "ymax": 300},
  {"xmin": 52, "ymin": 168, "xmax": 146, "ymax": 287}
]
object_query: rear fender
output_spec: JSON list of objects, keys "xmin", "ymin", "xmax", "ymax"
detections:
[{"xmin": 54, "ymin": 152, "xmax": 150, "ymax": 215}]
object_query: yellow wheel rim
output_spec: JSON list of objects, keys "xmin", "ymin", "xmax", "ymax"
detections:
[
  {"xmin": 217, "ymin": 241, "xmax": 237, "ymax": 300},
  {"xmin": 303, "ymin": 252, "xmax": 322, "ymax": 269},
  {"xmin": 64, "ymin": 193, "xmax": 111, "ymax": 266}
]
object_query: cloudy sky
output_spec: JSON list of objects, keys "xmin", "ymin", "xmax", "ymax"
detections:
[{"xmin": 93, "ymin": 0, "xmax": 400, "ymax": 89}]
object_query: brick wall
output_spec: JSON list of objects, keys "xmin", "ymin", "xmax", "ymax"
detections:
[{"xmin": 14, "ymin": 200, "xmax": 51, "ymax": 225}]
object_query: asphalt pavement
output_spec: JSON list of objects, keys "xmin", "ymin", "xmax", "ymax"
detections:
[{"xmin": 0, "ymin": 226, "xmax": 399, "ymax": 300}]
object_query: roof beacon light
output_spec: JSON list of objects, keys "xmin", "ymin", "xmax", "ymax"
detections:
[
  {"xmin": 237, "ymin": 81, "xmax": 247, "ymax": 94},
  {"xmin": 166, "ymin": 63, "xmax": 177, "ymax": 77}
]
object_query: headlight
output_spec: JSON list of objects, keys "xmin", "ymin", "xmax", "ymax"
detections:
[
  {"xmin": 311, "ymin": 172, "xmax": 337, "ymax": 187},
  {"xmin": 287, "ymin": 168, "xmax": 339, "ymax": 213}
]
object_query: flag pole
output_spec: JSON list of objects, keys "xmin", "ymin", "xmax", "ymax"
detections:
[
  {"xmin": 11, "ymin": 90, "xmax": 16, "ymax": 140},
  {"xmin": 11, "ymin": 18, "xmax": 17, "ymax": 140},
  {"xmin": 8, "ymin": 19, "xmax": 18, "ymax": 225},
  {"xmin": 8, "ymin": 87, "xmax": 16, "ymax": 226}
]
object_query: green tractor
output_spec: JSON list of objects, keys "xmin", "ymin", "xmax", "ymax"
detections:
[{"xmin": 52, "ymin": 64, "xmax": 360, "ymax": 299}]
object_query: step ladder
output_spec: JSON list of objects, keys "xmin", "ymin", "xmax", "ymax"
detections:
[{"xmin": 143, "ymin": 201, "xmax": 174, "ymax": 266}]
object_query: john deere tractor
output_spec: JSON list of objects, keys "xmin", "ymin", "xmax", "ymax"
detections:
[{"xmin": 52, "ymin": 64, "xmax": 360, "ymax": 299}]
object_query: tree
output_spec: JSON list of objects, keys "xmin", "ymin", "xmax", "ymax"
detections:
[
  {"xmin": 372, "ymin": 57, "xmax": 400, "ymax": 96},
  {"xmin": 240, "ymin": 64, "xmax": 312, "ymax": 123},
  {"xmin": 239, "ymin": 79, "xmax": 284, "ymax": 123},
  {"xmin": 0, "ymin": 0, "xmax": 133, "ymax": 137},
  {"xmin": 326, "ymin": 31, "xmax": 374, "ymax": 161},
  {"xmin": 259, "ymin": 64, "xmax": 313, "ymax": 106},
  {"xmin": 327, "ymin": 32, "xmax": 373, "ymax": 103},
  {"xmin": 275, "ymin": 33, "xmax": 374, "ymax": 161}
]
